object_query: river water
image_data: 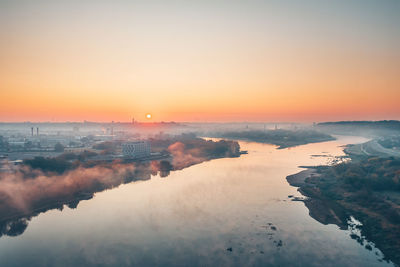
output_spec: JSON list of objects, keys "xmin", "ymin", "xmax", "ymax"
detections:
[{"xmin": 0, "ymin": 136, "xmax": 392, "ymax": 266}]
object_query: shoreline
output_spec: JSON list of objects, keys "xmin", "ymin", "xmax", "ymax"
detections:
[
  {"xmin": 0, "ymin": 139, "xmax": 243, "ymax": 238},
  {"xmin": 286, "ymin": 165, "xmax": 399, "ymax": 266},
  {"xmin": 286, "ymin": 168, "xmax": 348, "ymax": 229}
]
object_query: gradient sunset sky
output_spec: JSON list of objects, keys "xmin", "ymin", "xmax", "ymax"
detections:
[{"xmin": 0, "ymin": 0, "xmax": 399, "ymax": 122}]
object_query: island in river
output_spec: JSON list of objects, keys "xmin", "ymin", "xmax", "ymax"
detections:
[{"xmin": 208, "ymin": 129, "xmax": 335, "ymax": 149}]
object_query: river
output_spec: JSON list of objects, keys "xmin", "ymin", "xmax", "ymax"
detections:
[{"xmin": 0, "ymin": 136, "xmax": 392, "ymax": 266}]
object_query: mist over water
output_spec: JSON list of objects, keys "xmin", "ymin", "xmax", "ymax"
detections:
[
  {"xmin": 0, "ymin": 0, "xmax": 398, "ymax": 265},
  {"xmin": 0, "ymin": 137, "xmax": 391, "ymax": 267}
]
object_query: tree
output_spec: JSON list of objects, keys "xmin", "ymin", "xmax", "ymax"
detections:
[{"xmin": 54, "ymin": 143, "xmax": 65, "ymax": 152}]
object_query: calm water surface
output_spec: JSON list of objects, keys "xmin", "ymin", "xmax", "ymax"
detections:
[{"xmin": 0, "ymin": 136, "xmax": 392, "ymax": 266}]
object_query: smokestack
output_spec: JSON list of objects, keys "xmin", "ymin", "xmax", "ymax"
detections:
[
  {"xmin": 31, "ymin": 127, "xmax": 34, "ymax": 136},
  {"xmin": 36, "ymin": 127, "xmax": 39, "ymax": 136}
]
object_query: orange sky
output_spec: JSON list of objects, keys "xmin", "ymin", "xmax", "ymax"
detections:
[{"xmin": 0, "ymin": 1, "xmax": 399, "ymax": 122}]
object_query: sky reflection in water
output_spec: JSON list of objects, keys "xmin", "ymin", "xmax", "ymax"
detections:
[{"xmin": 0, "ymin": 136, "xmax": 392, "ymax": 267}]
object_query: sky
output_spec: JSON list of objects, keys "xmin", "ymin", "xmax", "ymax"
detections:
[{"xmin": 0, "ymin": 0, "xmax": 399, "ymax": 122}]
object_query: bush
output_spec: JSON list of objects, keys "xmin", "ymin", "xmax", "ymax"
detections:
[{"xmin": 24, "ymin": 157, "xmax": 72, "ymax": 174}]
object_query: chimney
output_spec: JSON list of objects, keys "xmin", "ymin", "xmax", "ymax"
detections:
[
  {"xmin": 36, "ymin": 127, "xmax": 39, "ymax": 136},
  {"xmin": 31, "ymin": 127, "xmax": 34, "ymax": 136}
]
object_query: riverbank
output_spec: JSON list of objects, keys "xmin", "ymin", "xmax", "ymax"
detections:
[
  {"xmin": 287, "ymin": 159, "xmax": 400, "ymax": 266},
  {"xmin": 286, "ymin": 168, "xmax": 348, "ymax": 229},
  {"xmin": 0, "ymin": 137, "xmax": 243, "ymax": 238}
]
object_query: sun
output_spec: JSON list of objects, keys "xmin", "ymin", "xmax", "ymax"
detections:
[{"xmin": 146, "ymin": 113, "xmax": 152, "ymax": 119}]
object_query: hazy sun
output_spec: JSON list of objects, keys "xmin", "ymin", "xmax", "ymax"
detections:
[{"xmin": 146, "ymin": 113, "xmax": 152, "ymax": 119}]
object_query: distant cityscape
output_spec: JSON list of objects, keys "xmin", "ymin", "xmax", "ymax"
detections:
[{"xmin": 0, "ymin": 122, "xmax": 188, "ymax": 168}]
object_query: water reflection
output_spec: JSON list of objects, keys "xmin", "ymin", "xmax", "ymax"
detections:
[
  {"xmin": 0, "ymin": 137, "xmax": 393, "ymax": 267},
  {"xmin": 0, "ymin": 160, "xmax": 173, "ymax": 238}
]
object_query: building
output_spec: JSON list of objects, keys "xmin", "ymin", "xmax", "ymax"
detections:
[{"xmin": 122, "ymin": 141, "xmax": 151, "ymax": 159}]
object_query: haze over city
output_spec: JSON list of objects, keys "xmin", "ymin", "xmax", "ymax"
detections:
[{"xmin": 1, "ymin": 1, "xmax": 400, "ymax": 267}]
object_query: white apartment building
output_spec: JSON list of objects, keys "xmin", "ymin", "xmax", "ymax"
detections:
[{"xmin": 122, "ymin": 141, "xmax": 151, "ymax": 159}]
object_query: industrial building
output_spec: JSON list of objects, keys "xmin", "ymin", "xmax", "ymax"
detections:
[{"xmin": 122, "ymin": 141, "xmax": 151, "ymax": 159}]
